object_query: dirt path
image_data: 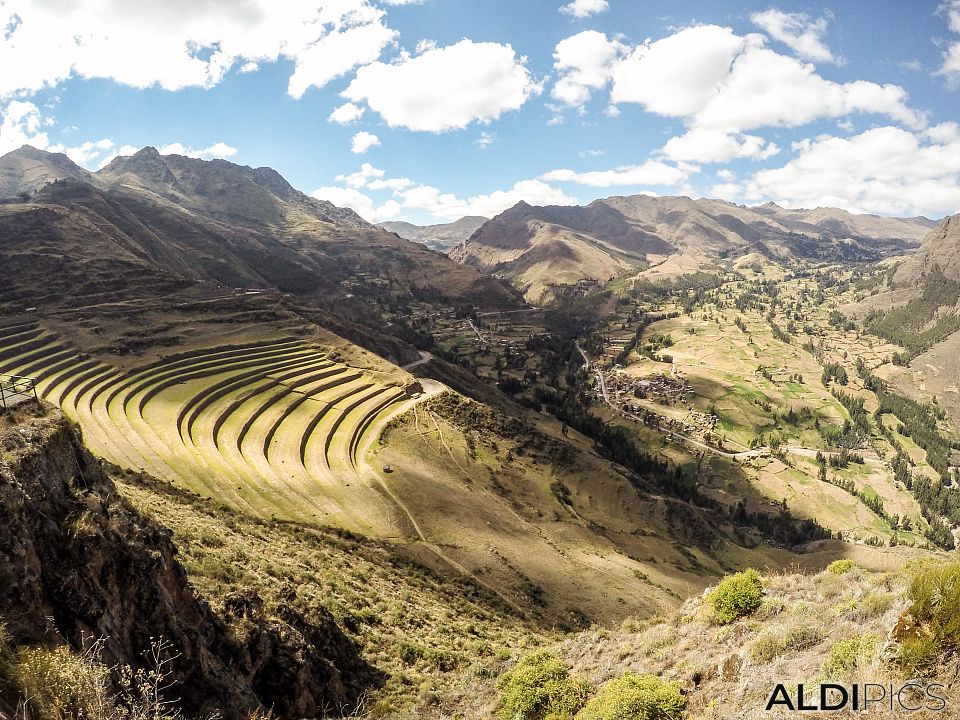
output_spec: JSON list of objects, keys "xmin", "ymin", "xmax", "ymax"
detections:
[
  {"xmin": 574, "ymin": 341, "xmax": 590, "ymax": 371},
  {"xmin": 355, "ymin": 380, "xmax": 527, "ymax": 615},
  {"xmin": 401, "ymin": 351, "xmax": 433, "ymax": 371}
]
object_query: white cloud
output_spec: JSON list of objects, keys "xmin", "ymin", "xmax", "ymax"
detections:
[
  {"xmin": 0, "ymin": 0, "xmax": 396, "ymax": 98},
  {"xmin": 540, "ymin": 160, "xmax": 689, "ymax": 187},
  {"xmin": 157, "ymin": 142, "xmax": 238, "ymax": 160},
  {"xmin": 96, "ymin": 144, "xmax": 140, "ymax": 169},
  {"xmin": 310, "ymin": 185, "xmax": 401, "ymax": 222},
  {"xmin": 660, "ymin": 129, "xmax": 779, "ymax": 163},
  {"xmin": 311, "ymin": 176, "xmax": 575, "ymax": 223},
  {"xmin": 0, "ymin": 101, "xmax": 49, "ymax": 155},
  {"xmin": 937, "ymin": 1, "xmax": 960, "ymax": 86},
  {"xmin": 398, "ymin": 179, "xmax": 578, "ymax": 220},
  {"xmin": 609, "ymin": 24, "xmax": 924, "ymax": 135},
  {"xmin": 350, "ymin": 131, "xmax": 381, "ymax": 154},
  {"xmin": 746, "ymin": 125, "xmax": 960, "ymax": 216},
  {"xmin": 336, "ymin": 162, "xmax": 384, "ymax": 187},
  {"xmin": 750, "ymin": 9, "xmax": 837, "ymax": 64},
  {"xmin": 328, "ymin": 102, "xmax": 365, "ymax": 125},
  {"xmin": 47, "ymin": 138, "xmax": 114, "ymax": 165},
  {"xmin": 367, "ymin": 176, "xmax": 412, "ymax": 191},
  {"xmin": 939, "ymin": 43, "xmax": 960, "ymax": 86},
  {"xmin": 475, "ymin": 131, "xmax": 497, "ymax": 149},
  {"xmin": 708, "ymin": 182, "xmax": 743, "ymax": 201},
  {"xmin": 287, "ymin": 21, "xmax": 396, "ymax": 99},
  {"xmin": 342, "ymin": 39, "xmax": 541, "ymax": 132},
  {"xmin": 716, "ymin": 168, "xmax": 735, "ymax": 181},
  {"xmin": 551, "ymin": 30, "xmax": 625, "ymax": 107},
  {"xmin": 693, "ymin": 45, "xmax": 925, "ymax": 133},
  {"xmin": 611, "ymin": 25, "xmax": 747, "ymax": 116},
  {"xmin": 559, "ymin": 0, "xmax": 609, "ymax": 19}
]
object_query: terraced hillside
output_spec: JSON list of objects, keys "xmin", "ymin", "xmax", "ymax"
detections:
[{"xmin": 0, "ymin": 320, "xmax": 429, "ymax": 530}]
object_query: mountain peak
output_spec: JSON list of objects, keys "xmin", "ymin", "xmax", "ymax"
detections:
[{"xmin": 0, "ymin": 144, "xmax": 91, "ymax": 198}]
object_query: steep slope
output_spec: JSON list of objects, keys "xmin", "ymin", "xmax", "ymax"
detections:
[
  {"xmin": 0, "ymin": 146, "xmax": 523, "ymax": 316},
  {"xmin": 0, "ymin": 406, "xmax": 373, "ymax": 719},
  {"xmin": 894, "ymin": 213, "xmax": 960, "ymax": 284},
  {"xmin": 754, "ymin": 202, "xmax": 936, "ymax": 243},
  {"xmin": 381, "ymin": 215, "xmax": 488, "ymax": 252},
  {"xmin": 0, "ymin": 145, "xmax": 92, "ymax": 198},
  {"xmin": 451, "ymin": 200, "xmax": 674, "ymax": 302},
  {"xmin": 454, "ymin": 195, "xmax": 931, "ymax": 301}
]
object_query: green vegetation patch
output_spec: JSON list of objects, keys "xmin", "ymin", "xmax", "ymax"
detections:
[
  {"xmin": 827, "ymin": 559, "xmax": 855, "ymax": 575},
  {"xmin": 708, "ymin": 569, "xmax": 764, "ymax": 625},
  {"xmin": 576, "ymin": 673, "xmax": 685, "ymax": 720},
  {"xmin": 497, "ymin": 650, "xmax": 589, "ymax": 720},
  {"xmin": 898, "ymin": 562, "xmax": 960, "ymax": 675}
]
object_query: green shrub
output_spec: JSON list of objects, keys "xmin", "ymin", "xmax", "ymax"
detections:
[
  {"xmin": 498, "ymin": 650, "xmax": 589, "ymax": 720},
  {"xmin": 576, "ymin": 673, "xmax": 685, "ymax": 720},
  {"xmin": 899, "ymin": 562, "xmax": 960, "ymax": 674},
  {"xmin": 708, "ymin": 569, "xmax": 764, "ymax": 624},
  {"xmin": 827, "ymin": 559, "xmax": 854, "ymax": 575},
  {"xmin": 822, "ymin": 635, "xmax": 879, "ymax": 679},
  {"xmin": 13, "ymin": 645, "xmax": 113, "ymax": 720}
]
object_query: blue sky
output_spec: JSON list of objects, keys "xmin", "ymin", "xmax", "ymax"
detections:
[{"xmin": 1, "ymin": 0, "xmax": 959, "ymax": 223}]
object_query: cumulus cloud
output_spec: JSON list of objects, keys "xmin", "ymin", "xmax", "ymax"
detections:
[
  {"xmin": 310, "ymin": 185, "xmax": 401, "ymax": 222},
  {"xmin": 37, "ymin": 136, "xmax": 236, "ymax": 169},
  {"xmin": 398, "ymin": 179, "xmax": 577, "ymax": 220},
  {"xmin": 47, "ymin": 138, "xmax": 114, "ymax": 165},
  {"xmin": 746, "ymin": 124, "xmax": 960, "ymax": 216},
  {"xmin": 157, "ymin": 142, "xmax": 238, "ymax": 159},
  {"xmin": 661, "ymin": 129, "xmax": 779, "ymax": 163},
  {"xmin": 286, "ymin": 21, "xmax": 396, "ymax": 99},
  {"xmin": 540, "ymin": 160, "xmax": 690, "ymax": 187},
  {"xmin": 551, "ymin": 30, "xmax": 625, "ymax": 107},
  {"xmin": 559, "ymin": 0, "xmax": 609, "ymax": 19},
  {"xmin": 611, "ymin": 25, "xmax": 747, "ymax": 116},
  {"xmin": 328, "ymin": 103, "xmax": 365, "ymax": 125},
  {"xmin": 937, "ymin": 1, "xmax": 960, "ymax": 86},
  {"xmin": 0, "ymin": 0, "xmax": 395, "ymax": 98},
  {"xmin": 610, "ymin": 25, "xmax": 923, "ymax": 134},
  {"xmin": 708, "ymin": 182, "xmax": 743, "ymax": 201},
  {"xmin": 0, "ymin": 101, "xmax": 49, "ymax": 155},
  {"xmin": 336, "ymin": 162, "xmax": 384, "ymax": 187},
  {"xmin": 692, "ymin": 45, "xmax": 925, "ymax": 132},
  {"xmin": 750, "ymin": 9, "xmax": 837, "ymax": 64},
  {"xmin": 342, "ymin": 39, "xmax": 541, "ymax": 132},
  {"xmin": 350, "ymin": 131, "xmax": 381, "ymax": 154},
  {"xmin": 312, "ymin": 172, "xmax": 577, "ymax": 223}
]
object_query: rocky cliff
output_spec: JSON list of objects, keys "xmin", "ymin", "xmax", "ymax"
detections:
[{"xmin": 0, "ymin": 404, "xmax": 375, "ymax": 719}]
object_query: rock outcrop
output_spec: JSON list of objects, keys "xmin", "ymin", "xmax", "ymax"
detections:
[{"xmin": 0, "ymin": 405, "xmax": 375, "ymax": 719}]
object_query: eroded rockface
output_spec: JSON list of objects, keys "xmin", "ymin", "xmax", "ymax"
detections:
[{"xmin": 0, "ymin": 405, "xmax": 375, "ymax": 719}]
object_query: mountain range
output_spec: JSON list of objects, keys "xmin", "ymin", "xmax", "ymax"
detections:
[
  {"xmin": 381, "ymin": 215, "xmax": 487, "ymax": 252},
  {"xmin": 451, "ymin": 195, "xmax": 935, "ymax": 302},
  {"xmin": 0, "ymin": 146, "xmax": 521, "ymax": 334}
]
